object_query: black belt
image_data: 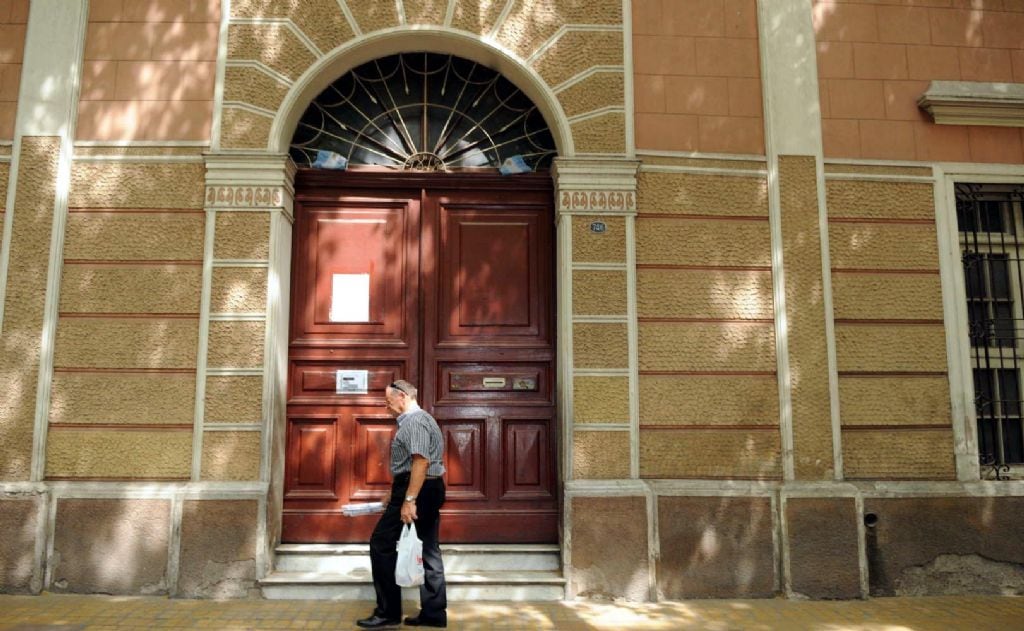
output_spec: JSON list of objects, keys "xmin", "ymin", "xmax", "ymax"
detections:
[{"xmin": 394, "ymin": 472, "xmax": 442, "ymax": 480}]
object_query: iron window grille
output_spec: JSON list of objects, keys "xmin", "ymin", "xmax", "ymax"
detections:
[
  {"xmin": 289, "ymin": 52, "xmax": 557, "ymax": 172},
  {"xmin": 956, "ymin": 183, "xmax": 1024, "ymax": 480}
]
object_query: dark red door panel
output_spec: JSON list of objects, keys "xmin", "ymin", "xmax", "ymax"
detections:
[{"xmin": 284, "ymin": 173, "xmax": 556, "ymax": 543}]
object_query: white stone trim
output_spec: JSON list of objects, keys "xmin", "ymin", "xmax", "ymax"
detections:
[
  {"xmin": 443, "ymin": 0, "xmax": 455, "ymax": 27},
  {"xmin": 72, "ymin": 155, "xmax": 205, "ymax": 163},
  {"xmin": 918, "ymin": 81, "xmax": 1024, "ymax": 127},
  {"xmin": 209, "ymin": 313, "xmax": 267, "ymax": 321},
  {"xmin": 224, "ymin": 60, "xmax": 294, "ymax": 88},
  {"xmin": 572, "ymin": 314, "xmax": 627, "ymax": 323},
  {"xmin": 642, "ymin": 481, "xmax": 657, "ymax": 600},
  {"xmin": 488, "ymin": 0, "xmax": 517, "ymax": 40},
  {"xmin": 557, "ymin": 209, "xmax": 575, "ymax": 485},
  {"xmin": 29, "ymin": 0, "xmax": 89, "ymax": 483},
  {"xmin": 637, "ymin": 149, "xmax": 768, "ymax": 162},
  {"xmin": 212, "ymin": 260, "xmax": 270, "ymax": 267},
  {"xmin": 574, "ymin": 424, "xmax": 631, "ymax": 431},
  {"xmin": 267, "ymin": 27, "xmax": 575, "ymax": 158},
  {"xmin": 552, "ymin": 65, "xmax": 625, "ymax": 93},
  {"xmin": 336, "ymin": 0, "xmax": 362, "ymax": 36},
  {"xmin": 572, "ymin": 262, "xmax": 627, "ymax": 271},
  {"xmin": 166, "ymin": 492, "xmax": 184, "ymax": 594},
  {"xmin": 72, "ymin": 140, "xmax": 211, "ymax": 147},
  {"xmin": 816, "ymin": 155, "xmax": 843, "ymax": 481},
  {"xmin": 207, "ymin": 367, "xmax": 264, "ymax": 376},
  {"xmin": 573, "ymin": 368, "xmax": 630, "ymax": 377},
  {"xmin": 640, "ymin": 164, "xmax": 767, "ymax": 177},
  {"xmin": 824, "ymin": 172, "xmax": 935, "ymax": 184},
  {"xmin": 524, "ymin": 24, "xmax": 623, "ymax": 66},
  {"xmin": 396, "ymin": 0, "xmax": 406, "ymax": 25},
  {"xmin": 230, "ymin": 17, "xmax": 323, "ymax": 58},
  {"xmin": 211, "ymin": 0, "xmax": 232, "ymax": 151},
  {"xmin": 774, "ymin": 492, "xmax": 787, "ymax": 595},
  {"xmin": 854, "ymin": 494, "xmax": 869, "ymax": 598},
  {"xmin": 626, "ymin": 213, "xmax": 640, "ymax": 480},
  {"xmin": 42, "ymin": 491, "xmax": 58, "ymax": 590},
  {"xmin": 223, "ymin": 101, "xmax": 277, "ymax": 119},
  {"xmin": 566, "ymin": 106, "xmax": 625, "ymax": 125},
  {"xmin": 191, "ymin": 212, "xmax": 217, "ymax": 481},
  {"xmin": 204, "ymin": 423, "xmax": 263, "ymax": 432},
  {"xmin": 622, "ymin": 0, "xmax": 635, "ymax": 159},
  {"xmin": 766, "ymin": 154, "xmax": 794, "ymax": 481}
]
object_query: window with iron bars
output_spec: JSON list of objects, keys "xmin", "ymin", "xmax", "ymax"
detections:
[{"xmin": 956, "ymin": 183, "xmax": 1024, "ymax": 480}]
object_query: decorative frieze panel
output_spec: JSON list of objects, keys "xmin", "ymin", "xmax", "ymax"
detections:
[
  {"xmin": 205, "ymin": 186, "xmax": 285, "ymax": 209},
  {"xmin": 559, "ymin": 190, "xmax": 636, "ymax": 214}
]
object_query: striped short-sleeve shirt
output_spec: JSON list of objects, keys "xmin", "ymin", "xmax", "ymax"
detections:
[{"xmin": 390, "ymin": 409, "xmax": 446, "ymax": 477}]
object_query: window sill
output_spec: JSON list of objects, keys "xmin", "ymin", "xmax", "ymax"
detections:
[{"xmin": 918, "ymin": 81, "xmax": 1024, "ymax": 127}]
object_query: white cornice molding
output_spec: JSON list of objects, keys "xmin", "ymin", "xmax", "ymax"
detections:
[{"xmin": 918, "ymin": 81, "xmax": 1024, "ymax": 127}]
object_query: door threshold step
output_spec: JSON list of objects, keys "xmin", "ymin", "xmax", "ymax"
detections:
[
  {"xmin": 276, "ymin": 543, "xmax": 560, "ymax": 554},
  {"xmin": 261, "ymin": 570, "xmax": 565, "ymax": 585}
]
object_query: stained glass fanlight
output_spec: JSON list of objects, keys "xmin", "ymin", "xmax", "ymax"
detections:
[{"xmin": 289, "ymin": 53, "xmax": 557, "ymax": 172}]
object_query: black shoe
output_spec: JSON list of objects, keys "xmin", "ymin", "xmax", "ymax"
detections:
[
  {"xmin": 356, "ymin": 614, "xmax": 402, "ymax": 629},
  {"xmin": 403, "ymin": 615, "xmax": 447, "ymax": 628}
]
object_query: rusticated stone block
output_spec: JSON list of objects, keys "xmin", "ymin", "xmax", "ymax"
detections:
[
  {"xmin": 638, "ymin": 170, "xmax": 769, "ymax": 216},
  {"xmin": 231, "ymin": 0, "xmax": 353, "ymax": 54},
  {"xmin": 637, "ymin": 216, "xmax": 770, "ymax": 267},
  {"xmin": 829, "ymin": 223, "xmax": 939, "ymax": 270},
  {"xmin": 60, "ymin": 264, "xmax": 202, "ymax": 314},
  {"xmin": 571, "ymin": 112, "xmax": 626, "ymax": 154},
  {"xmin": 786, "ymin": 497, "xmax": 861, "ymax": 599},
  {"xmin": 496, "ymin": 0, "xmax": 621, "ymax": 61},
  {"xmin": 207, "ymin": 321, "xmax": 266, "ymax": 369},
  {"xmin": 64, "ymin": 212, "xmax": 205, "ymax": 260},
  {"xmin": 224, "ymin": 65, "xmax": 290, "ymax": 114},
  {"xmin": 826, "ymin": 180, "xmax": 935, "ymax": 220},
  {"xmin": 0, "ymin": 498, "xmax": 39, "ymax": 593},
  {"xmin": 210, "ymin": 267, "xmax": 268, "ymax": 314},
  {"xmin": 220, "ymin": 107, "xmax": 272, "ymax": 150},
  {"xmin": 201, "ymin": 431, "xmax": 262, "ymax": 481},
  {"xmin": 50, "ymin": 372, "xmax": 195, "ymax": 424},
  {"xmin": 572, "ymin": 216, "xmax": 625, "ymax": 263},
  {"xmin": 205, "ymin": 375, "xmax": 263, "ymax": 423},
  {"xmin": 657, "ymin": 496, "xmax": 775, "ymax": 598},
  {"xmin": 863, "ymin": 497, "xmax": 1024, "ymax": 596},
  {"xmin": 214, "ymin": 212, "xmax": 271, "ymax": 260},
  {"xmin": 51, "ymin": 499, "xmax": 170, "ymax": 594},
  {"xmin": 226, "ymin": 23, "xmax": 316, "ymax": 81},
  {"xmin": 346, "ymin": 2, "xmax": 400, "ymax": 32},
  {"xmin": 639, "ymin": 321, "xmax": 775, "ymax": 372},
  {"xmin": 69, "ymin": 163, "xmax": 205, "ymax": 209},
  {"xmin": 640, "ymin": 374, "xmax": 779, "ymax": 426},
  {"xmin": 839, "ymin": 375, "xmax": 951, "ymax": 426},
  {"xmin": 570, "ymin": 496, "xmax": 649, "ymax": 601},
  {"xmin": 54, "ymin": 317, "xmax": 199, "ymax": 369},
  {"xmin": 177, "ymin": 500, "xmax": 259, "ymax": 598},
  {"xmin": 573, "ymin": 376, "xmax": 629, "ymax": 424},
  {"xmin": 572, "ymin": 430, "xmax": 630, "ymax": 479},
  {"xmin": 573, "ymin": 322, "xmax": 628, "ymax": 369},
  {"xmin": 532, "ymin": 30, "xmax": 623, "ymax": 89},
  {"xmin": 557, "ymin": 71, "xmax": 624, "ymax": 118},
  {"xmin": 843, "ymin": 428, "xmax": 955, "ymax": 480},
  {"xmin": 638, "ymin": 268, "xmax": 773, "ymax": 320},
  {"xmin": 835, "ymin": 323, "xmax": 947, "ymax": 373},
  {"xmin": 404, "ymin": 0, "xmax": 447, "ymax": 24},
  {"xmin": 46, "ymin": 429, "xmax": 192, "ymax": 479},
  {"xmin": 832, "ymin": 272, "xmax": 943, "ymax": 320},
  {"xmin": 640, "ymin": 428, "xmax": 781, "ymax": 479},
  {"xmin": 572, "ymin": 269, "xmax": 626, "ymax": 316},
  {"xmin": 451, "ymin": 2, "xmax": 505, "ymax": 35}
]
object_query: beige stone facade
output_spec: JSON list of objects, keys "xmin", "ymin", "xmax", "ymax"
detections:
[{"xmin": 1, "ymin": 0, "xmax": 1023, "ymax": 603}]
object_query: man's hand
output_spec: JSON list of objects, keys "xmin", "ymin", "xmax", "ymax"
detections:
[{"xmin": 400, "ymin": 499, "xmax": 417, "ymax": 524}]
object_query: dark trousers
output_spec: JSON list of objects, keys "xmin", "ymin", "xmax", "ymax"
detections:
[{"xmin": 369, "ymin": 474, "xmax": 447, "ymax": 622}]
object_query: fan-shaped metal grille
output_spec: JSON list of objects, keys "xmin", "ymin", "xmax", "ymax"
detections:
[{"xmin": 289, "ymin": 53, "xmax": 557, "ymax": 172}]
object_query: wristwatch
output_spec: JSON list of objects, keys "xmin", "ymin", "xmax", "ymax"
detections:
[{"xmin": 404, "ymin": 496, "xmax": 417, "ymax": 503}]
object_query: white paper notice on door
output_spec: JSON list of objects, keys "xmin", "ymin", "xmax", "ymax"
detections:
[{"xmin": 329, "ymin": 273, "xmax": 370, "ymax": 322}]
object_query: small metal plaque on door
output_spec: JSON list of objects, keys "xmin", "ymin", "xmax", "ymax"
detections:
[
  {"xmin": 336, "ymin": 370, "xmax": 368, "ymax": 394},
  {"xmin": 482, "ymin": 377, "xmax": 507, "ymax": 389}
]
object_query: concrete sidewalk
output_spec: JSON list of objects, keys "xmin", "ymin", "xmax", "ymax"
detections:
[{"xmin": 0, "ymin": 594, "xmax": 1022, "ymax": 630}]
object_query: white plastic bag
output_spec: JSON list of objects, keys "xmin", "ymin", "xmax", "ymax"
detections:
[{"xmin": 395, "ymin": 522, "xmax": 425, "ymax": 587}]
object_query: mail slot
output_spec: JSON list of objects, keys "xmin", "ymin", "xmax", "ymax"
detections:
[{"xmin": 482, "ymin": 377, "xmax": 507, "ymax": 389}]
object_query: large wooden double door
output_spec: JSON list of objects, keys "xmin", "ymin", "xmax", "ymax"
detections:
[{"xmin": 282, "ymin": 171, "xmax": 558, "ymax": 543}]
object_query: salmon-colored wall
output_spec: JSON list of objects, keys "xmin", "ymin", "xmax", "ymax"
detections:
[
  {"xmin": 77, "ymin": 0, "xmax": 220, "ymax": 142},
  {"xmin": 633, "ymin": 0, "xmax": 765, "ymax": 155},
  {"xmin": 815, "ymin": 0, "xmax": 1024, "ymax": 163},
  {"xmin": 0, "ymin": 0, "xmax": 28, "ymax": 139}
]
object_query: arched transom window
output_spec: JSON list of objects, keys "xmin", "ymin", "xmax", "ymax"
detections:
[{"xmin": 289, "ymin": 52, "xmax": 557, "ymax": 172}]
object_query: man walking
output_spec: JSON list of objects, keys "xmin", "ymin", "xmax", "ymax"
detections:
[{"xmin": 357, "ymin": 380, "xmax": 447, "ymax": 629}]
